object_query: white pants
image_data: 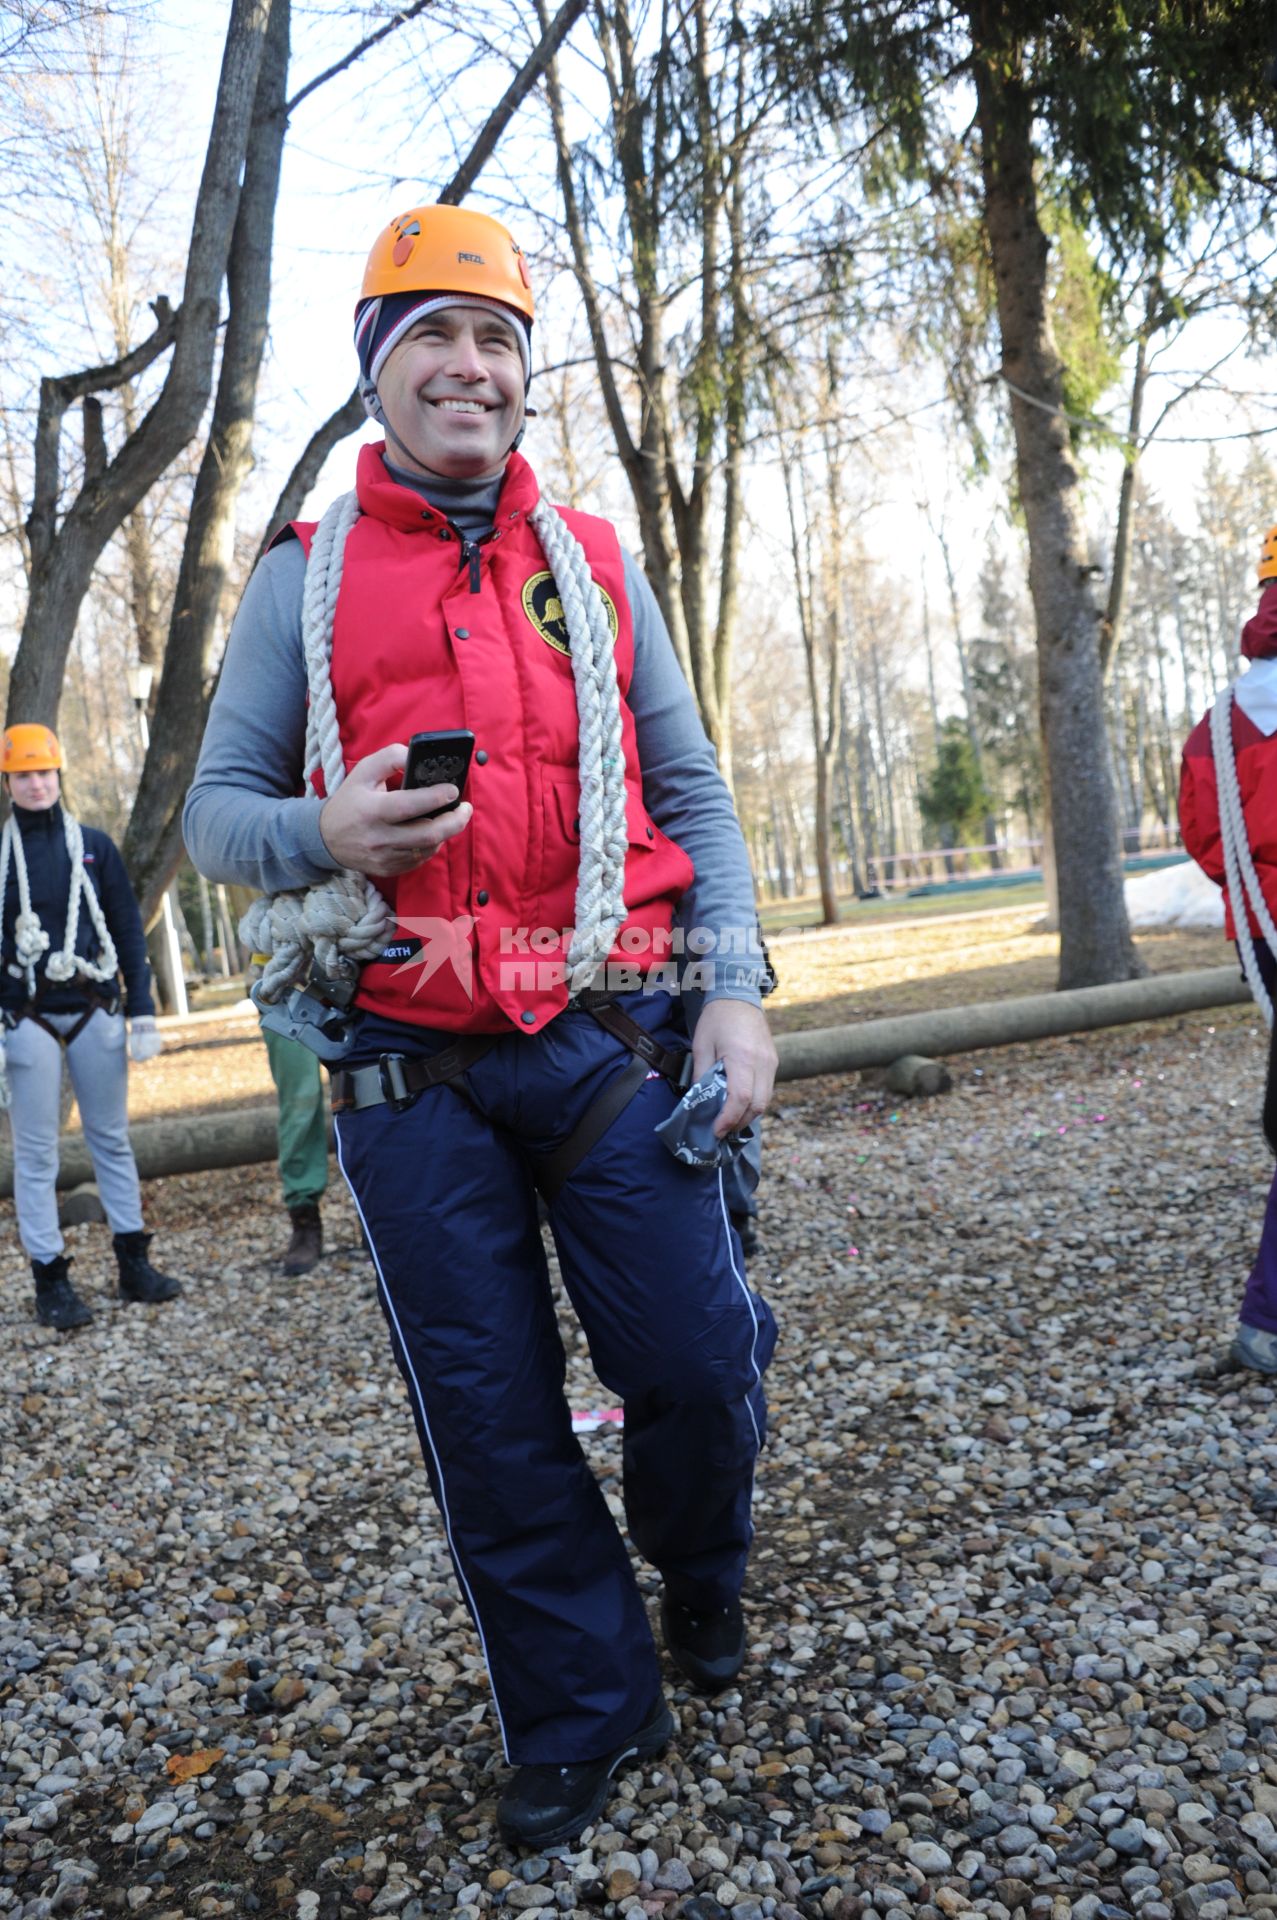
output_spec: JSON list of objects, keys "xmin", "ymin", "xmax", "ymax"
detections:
[{"xmin": 5, "ymin": 1009, "xmax": 144, "ymax": 1262}]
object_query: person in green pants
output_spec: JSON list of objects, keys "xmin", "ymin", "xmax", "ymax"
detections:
[{"xmin": 263, "ymin": 1027, "xmax": 328, "ymax": 1273}]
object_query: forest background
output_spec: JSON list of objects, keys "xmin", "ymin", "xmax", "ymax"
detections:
[{"xmin": 1, "ymin": 0, "xmax": 1275, "ymax": 1007}]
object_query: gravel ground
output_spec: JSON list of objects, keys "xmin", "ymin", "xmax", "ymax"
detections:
[{"xmin": 4, "ymin": 1002, "xmax": 1277, "ymax": 1920}]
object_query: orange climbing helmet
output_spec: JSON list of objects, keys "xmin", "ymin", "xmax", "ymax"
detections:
[
  {"xmin": 354, "ymin": 205, "xmax": 535, "ymax": 406},
  {"xmin": 359, "ymin": 204, "xmax": 534, "ymax": 321},
  {"xmin": 2, "ymin": 724, "xmax": 62, "ymax": 774},
  {"xmin": 1260, "ymin": 524, "xmax": 1277, "ymax": 586}
]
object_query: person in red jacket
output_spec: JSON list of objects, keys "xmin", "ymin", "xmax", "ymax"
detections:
[
  {"xmin": 185, "ymin": 204, "xmax": 777, "ymax": 1848},
  {"xmin": 1180, "ymin": 523, "xmax": 1277, "ymax": 1371}
]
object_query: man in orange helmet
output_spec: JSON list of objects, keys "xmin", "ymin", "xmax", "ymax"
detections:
[{"xmin": 186, "ymin": 203, "xmax": 776, "ymax": 1848}]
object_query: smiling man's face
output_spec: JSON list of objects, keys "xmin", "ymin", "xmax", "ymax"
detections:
[{"xmin": 375, "ymin": 305, "xmax": 526, "ymax": 481}]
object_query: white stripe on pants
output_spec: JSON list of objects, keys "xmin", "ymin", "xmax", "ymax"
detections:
[{"xmin": 5, "ymin": 1009, "xmax": 143, "ymax": 1261}]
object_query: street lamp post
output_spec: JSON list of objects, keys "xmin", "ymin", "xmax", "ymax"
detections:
[{"xmin": 126, "ymin": 663, "xmax": 188, "ymax": 1018}]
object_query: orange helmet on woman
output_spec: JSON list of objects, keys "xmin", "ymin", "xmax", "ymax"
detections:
[{"xmin": 2, "ymin": 724, "xmax": 61, "ymax": 773}]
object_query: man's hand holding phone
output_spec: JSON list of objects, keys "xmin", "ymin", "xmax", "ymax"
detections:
[{"xmin": 319, "ymin": 733, "xmax": 474, "ymax": 877}]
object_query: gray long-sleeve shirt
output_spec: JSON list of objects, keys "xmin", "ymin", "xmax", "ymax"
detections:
[{"xmin": 183, "ymin": 460, "xmax": 762, "ymax": 1004}]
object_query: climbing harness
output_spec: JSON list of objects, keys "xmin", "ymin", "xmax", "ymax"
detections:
[
  {"xmin": 0, "ymin": 810, "xmax": 120, "ymax": 1107},
  {"xmin": 329, "ymin": 988, "xmax": 690, "ymax": 1202}
]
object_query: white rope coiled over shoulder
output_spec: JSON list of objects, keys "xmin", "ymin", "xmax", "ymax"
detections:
[
  {"xmin": 0, "ymin": 809, "xmax": 119, "ymax": 999},
  {"xmin": 527, "ymin": 499, "xmax": 629, "ymax": 993},
  {"xmin": 1210, "ymin": 684, "xmax": 1277, "ymax": 1027},
  {"xmin": 243, "ymin": 489, "xmax": 629, "ymax": 1004},
  {"xmin": 241, "ymin": 489, "xmax": 393, "ymax": 1003}
]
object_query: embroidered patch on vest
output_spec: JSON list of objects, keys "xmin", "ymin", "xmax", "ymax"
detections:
[{"xmin": 521, "ymin": 571, "xmax": 618, "ymax": 657}]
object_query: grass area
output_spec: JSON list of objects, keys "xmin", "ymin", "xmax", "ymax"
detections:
[
  {"xmin": 761, "ymin": 877, "xmax": 1046, "ymax": 934},
  {"xmin": 764, "ymin": 914, "xmax": 1233, "ymax": 1034}
]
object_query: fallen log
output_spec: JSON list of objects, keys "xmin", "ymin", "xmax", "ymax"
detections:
[
  {"xmin": 771, "ymin": 965, "xmax": 1250, "ymax": 1080},
  {"xmin": 0, "ymin": 1103, "xmax": 314, "ymax": 1197},
  {"xmin": 0, "ymin": 966, "xmax": 1250, "ymax": 1194}
]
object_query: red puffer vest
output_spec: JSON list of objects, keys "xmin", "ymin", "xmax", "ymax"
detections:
[
  {"xmin": 1180, "ymin": 585, "xmax": 1277, "ymax": 939},
  {"xmin": 292, "ymin": 444, "xmax": 694, "ymax": 1033}
]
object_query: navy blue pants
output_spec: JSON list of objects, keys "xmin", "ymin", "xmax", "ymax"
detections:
[
  {"xmin": 333, "ymin": 992, "xmax": 776, "ymax": 1766},
  {"xmin": 1240, "ymin": 940, "xmax": 1277, "ymax": 1332}
]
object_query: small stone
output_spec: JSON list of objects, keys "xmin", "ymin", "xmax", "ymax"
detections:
[
  {"xmin": 132, "ymin": 1803, "xmax": 179, "ymax": 1837},
  {"xmin": 656, "ymin": 1861, "xmax": 695, "ymax": 1892}
]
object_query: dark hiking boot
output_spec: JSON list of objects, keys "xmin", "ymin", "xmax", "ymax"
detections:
[
  {"xmin": 282, "ymin": 1202, "xmax": 323, "ymax": 1276},
  {"xmin": 113, "ymin": 1231, "xmax": 182, "ymax": 1305},
  {"xmin": 33, "ymin": 1254, "xmax": 93, "ymax": 1331},
  {"xmin": 1229, "ymin": 1323, "xmax": 1277, "ymax": 1374},
  {"xmin": 661, "ymin": 1595, "xmax": 746, "ymax": 1693},
  {"xmin": 496, "ymin": 1696, "xmax": 674, "ymax": 1850}
]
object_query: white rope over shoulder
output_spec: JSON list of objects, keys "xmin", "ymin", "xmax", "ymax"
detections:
[
  {"xmin": 1211, "ymin": 683, "xmax": 1277, "ymax": 1027},
  {"xmin": 0, "ymin": 808, "xmax": 119, "ymax": 999},
  {"xmin": 243, "ymin": 490, "xmax": 629, "ymax": 1004}
]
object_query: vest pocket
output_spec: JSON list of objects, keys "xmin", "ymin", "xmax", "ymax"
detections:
[{"xmin": 546, "ymin": 770, "xmax": 667, "ymax": 853}]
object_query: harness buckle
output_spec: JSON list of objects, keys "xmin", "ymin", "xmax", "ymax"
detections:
[{"xmin": 378, "ymin": 1052, "xmax": 414, "ymax": 1113}]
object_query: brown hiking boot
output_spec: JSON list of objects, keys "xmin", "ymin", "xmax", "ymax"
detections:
[{"xmin": 282, "ymin": 1202, "xmax": 323, "ymax": 1275}]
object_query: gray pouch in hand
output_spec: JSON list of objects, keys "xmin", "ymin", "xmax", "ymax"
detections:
[{"xmin": 654, "ymin": 1059, "xmax": 759, "ymax": 1190}]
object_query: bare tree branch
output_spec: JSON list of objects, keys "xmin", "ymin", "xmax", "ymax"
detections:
[
  {"xmin": 9, "ymin": 0, "xmax": 275, "ymax": 727},
  {"xmin": 27, "ymin": 295, "xmax": 177, "ymax": 570},
  {"xmin": 43, "ymin": 295, "xmax": 178, "ymax": 407},
  {"xmin": 438, "ymin": 0, "xmax": 590, "ymax": 204},
  {"xmin": 258, "ymin": 385, "xmax": 366, "ymax": 558},
  {"xmin": 285, "ymin": 0, "xmax": 437, "ymax": 115}
]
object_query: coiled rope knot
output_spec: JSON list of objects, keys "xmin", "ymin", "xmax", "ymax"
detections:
[
  {"xmin": 13, "ymin": 911, "xmax": 49, "ymax": 970},
  {"xmin": 244, "ymin": 485, "xmax": 629, "ymax": 1006}
]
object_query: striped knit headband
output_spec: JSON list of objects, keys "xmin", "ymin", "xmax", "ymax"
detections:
[{"xmin": 354, "ymin": 293, "xmax": 532, "ymax": 421}]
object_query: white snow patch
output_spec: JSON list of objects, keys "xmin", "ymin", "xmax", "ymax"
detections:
[{"xmin": 1124, "ymin": 859, "xmax": 1224, "ymax": 932}]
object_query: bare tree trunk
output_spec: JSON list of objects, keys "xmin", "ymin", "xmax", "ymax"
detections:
[
  {"xmin": 920, "ymin": 574, "xmax": 941, "ymax": 742},
  {"xmin": 124, "ymin": 0, "xmax": 291, "ymax": 926},
  {"xmin": 257, "ymin": 390, "xmax": 366, "ymax": 558},
  {"xmin": 1100, "ymin": 301, "xmax": 1151, "ymax": 682},
  {"xmin": 869, "ymin": 642, "xmax": 897, "ymax": 875},
  {"xmin": 8, "ymin": 0, "xmax": 274, "ymax": 726},
  {"xmin": 971, "ymin": 35, "xmax": 1140, "ymax": 986},
  {"xmin": 543, "ymin": 0, "xmax": 760, "ymax": 782},
  {"xmin": 837, "ymin": 680, "xmax": 866, "ymax": 897},
  {"xmin": 541, "ymin": 0, "xmax": 690, "ymax": 679},
  {"xmin": 932, "ymin": 512, "xmax": 999, "ymax": 867},
  {"xmin": 773, "ymin": 358, "xmax": 840, "ymax": 925}
]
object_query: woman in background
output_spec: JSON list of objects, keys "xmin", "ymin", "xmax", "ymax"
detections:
[{"xmin": 0, "ymin": 724, "xmax": 182, "ymax": 1330}]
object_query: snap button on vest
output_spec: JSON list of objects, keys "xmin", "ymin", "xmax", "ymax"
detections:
[
  {"xmin": 521, "ymin": 1010, "xmax": 536, "ymax": 1025},
  {"xmin": 477, "ymin": 889, "xmax": 490, "ymax": 906},
  {"xmin": 475, "ymin": 750, "xmax": 489, "ymax": 765},
  {"xmin": 455, "ymin": 628, "xmax": 469, "ymax": 639}
]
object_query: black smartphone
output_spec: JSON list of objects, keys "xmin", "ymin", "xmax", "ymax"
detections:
[{"xmin": 403, "ymin": 729, "xmax": 475, "ymax": 818}]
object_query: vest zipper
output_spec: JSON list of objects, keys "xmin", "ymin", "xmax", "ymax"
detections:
[{"xmin": 460, "ymin": 539, "xmax": 483, "ymax": 593}]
